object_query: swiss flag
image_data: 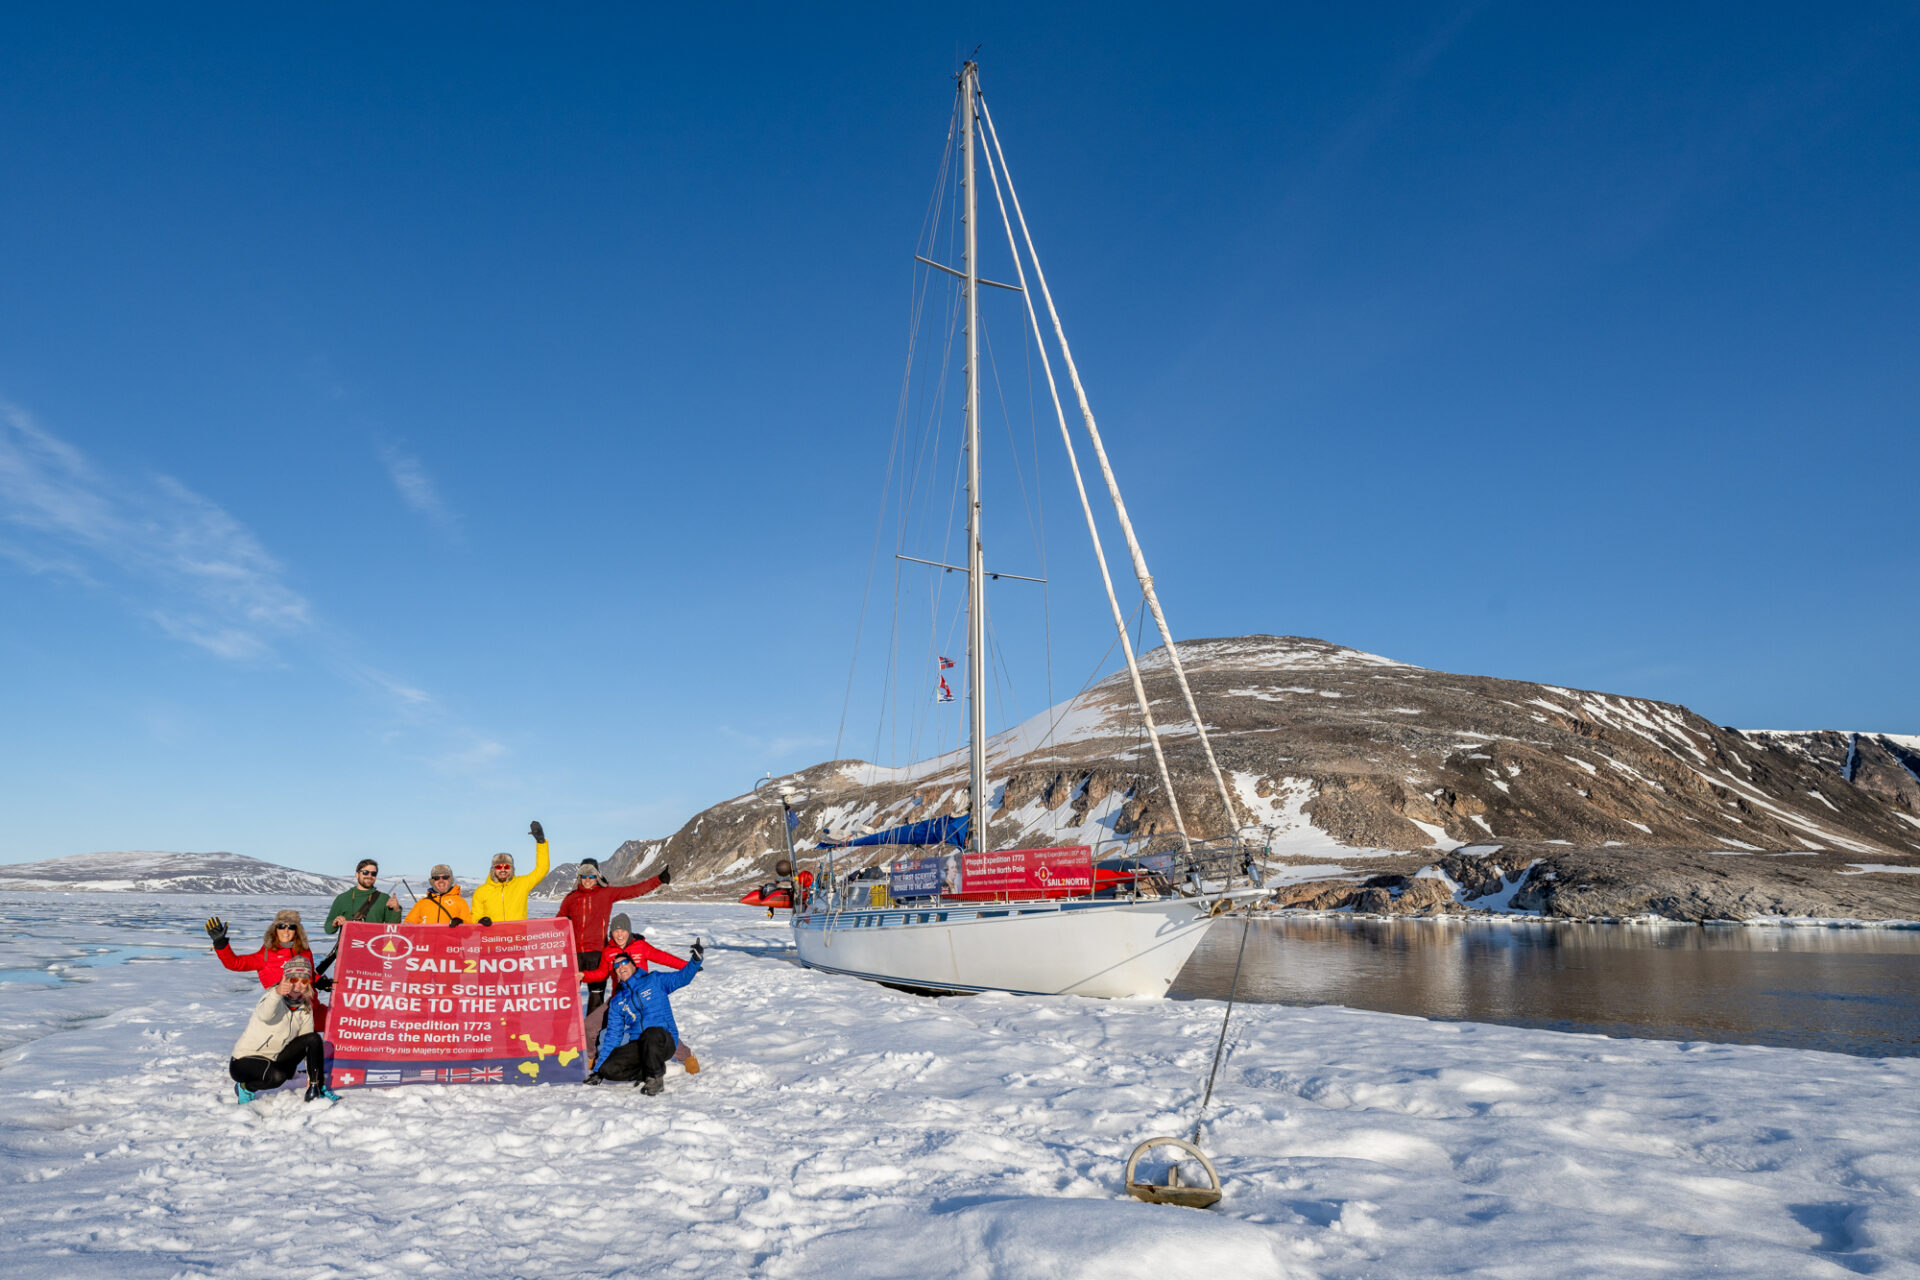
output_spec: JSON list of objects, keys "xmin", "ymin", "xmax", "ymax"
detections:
[{"xmin": 333, "ymin": 1068, "xmax": 364, "ymax": 1089}]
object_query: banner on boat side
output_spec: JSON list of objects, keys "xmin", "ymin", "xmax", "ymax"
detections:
[
  {"xmin": 323, "ymin": 918, "xmax": 587, "ymax": 1089},
  {"xmin": 888, "ymin": 858, "xmax": 943, "ymax": 898},
  {"xmin": 960, "ymin": 845, "xmax": 1094, "ymax": 896}
]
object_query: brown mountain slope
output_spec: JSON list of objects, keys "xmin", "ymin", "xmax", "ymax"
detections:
[{"xmin": 544, "ymin": 637, "xmax": 1920, "ymax": 920}]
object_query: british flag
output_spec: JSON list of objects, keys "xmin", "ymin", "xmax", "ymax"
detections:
[{"xmin": 471, "ymin": 1066, "xmax": 504, "ymax": 1083}]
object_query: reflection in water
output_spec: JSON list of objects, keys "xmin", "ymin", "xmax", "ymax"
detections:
[{"xmin": 1171, "ymin": 916, "xmax": 1920, "ymax": 1058}]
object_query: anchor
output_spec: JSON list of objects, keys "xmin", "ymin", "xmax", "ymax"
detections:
[
  {"xmin": 1123, "ymin": 916, "xmax": 1250, "ymax": 1210},
  {"xmin": 1124, "ymin": 1135, "xmax": 1222, "ymax": 1208}
]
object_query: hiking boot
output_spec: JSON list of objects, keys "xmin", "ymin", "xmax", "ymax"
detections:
[
  {"xmin": 234, "ymin": 1083, "xmax": 256, "ymax": 1105},
  {"xmin": 640, "ymin": 1075, "xmax": 664, "ymax": 1096},
  {"xmin": 304, "ymin": 1082, "xmax": 341, "ymax": 1103}
]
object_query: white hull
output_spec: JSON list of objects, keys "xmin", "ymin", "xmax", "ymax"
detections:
[{"xmin": 792, "ymin": 897, "xmax": 1218, "ymax": 998}]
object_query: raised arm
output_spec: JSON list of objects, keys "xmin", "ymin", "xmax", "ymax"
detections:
[
  {"xmin": 518, "ymin": 820, "xmax": 551, "ymax": 893},
  {"xmin": 659, "ymin": 957, "xmax": 702, "ymax": 994},
  {"xmin": 608, "ymin": 873, "xmax": 666, "ymax": 905},
  {"xmin": 633, "ymin": 939, "xmax": 686, "ymax": 972}
]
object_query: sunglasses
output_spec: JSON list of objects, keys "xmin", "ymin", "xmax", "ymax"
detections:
[
  {"xmin": 432, "ymin": 875, "xmax": 452, "ymax": 882},
  {"xmin": 276, "ymin": 924, "xmax": 297, "ymax": 931},
  {"xmin": 357, "ymin": 870, "xmax": 378, "ymax": 877}
]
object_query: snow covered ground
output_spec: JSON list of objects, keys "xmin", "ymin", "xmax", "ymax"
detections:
[{"xmin": 3, "ymin": 893, "xmax": 1918, "ymax": 1279}]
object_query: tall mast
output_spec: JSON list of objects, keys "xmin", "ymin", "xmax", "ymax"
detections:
[{"xmin": 960, "ymin": 61, "xmax": 987, "ymax": 855}]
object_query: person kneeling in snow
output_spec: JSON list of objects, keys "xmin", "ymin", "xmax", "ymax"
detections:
[
  {"xmin": 228, "ymin": 955, "xmax": 338, "ymax": 1105},
  {"xmin": 586, "ymin": 943, "xmax": 702, "ymax": 1095}
]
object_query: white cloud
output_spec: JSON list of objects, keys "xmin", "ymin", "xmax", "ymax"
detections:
[
  {"xmin": 0, "ymin": 402, "xmax": 310, "ymax": 660},
  {"xmin": 2, "ymin": 400, "xmax": 510, "ymax": 772},
  {"xmin": 718, "ymin": 725, "xmax": 830, "ymax": 760},
  {"xmin": 377, "ymin": 441, "xmax": 459, "ymax": 536},
  {"xmin": 431, "ymin": 736, "xmax": 510, "ymax": 775}
]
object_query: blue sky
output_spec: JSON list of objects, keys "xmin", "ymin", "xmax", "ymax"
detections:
[{"xmin": 3, "ymin": 4, "xmax": 1916, "ymax": 871}]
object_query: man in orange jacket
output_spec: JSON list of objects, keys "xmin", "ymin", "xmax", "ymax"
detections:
[{"xmin": 405, "ymin": 865, "xmax": 470, "ymax": 925}]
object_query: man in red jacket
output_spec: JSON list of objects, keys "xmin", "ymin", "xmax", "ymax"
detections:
[{"xmin": 556, "ymin": 858, "xmax": 673, "ymax": 1012}]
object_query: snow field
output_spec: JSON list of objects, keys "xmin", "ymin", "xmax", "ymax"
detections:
[{"xmin": 2, "ymin": 894, "xmax": 1918, "ymax": 1278}]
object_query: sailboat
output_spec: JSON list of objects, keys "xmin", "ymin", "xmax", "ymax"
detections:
[{"xmin": 789, "ymin": 61, "xmax": 1264, "ymax": 999}]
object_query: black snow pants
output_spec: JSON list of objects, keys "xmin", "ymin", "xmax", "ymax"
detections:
[
  {"xmin": 599, "ymin": 1026, "xmax": 674, "ymax": 1082},
  {"xmin": 230, "ymin": 1032, "xmax": 326, "ymax": 1091},
  {"xmin": 578, "ymin": 949, "xmax": 607, "ymax": 1013}
]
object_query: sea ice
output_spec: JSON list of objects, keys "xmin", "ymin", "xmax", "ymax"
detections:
[{"xmin": 2, "ymin": 893, "xmax": 1917, "ymax": 1278}]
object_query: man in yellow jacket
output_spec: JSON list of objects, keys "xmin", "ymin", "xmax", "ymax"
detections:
[{"xmin": 470, "ymin": 820, "xmax": 552, "ymax": 924}]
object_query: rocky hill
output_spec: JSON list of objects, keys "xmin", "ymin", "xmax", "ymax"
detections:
[
  {"xmin": 566, "ymin": 636, "xmax": 1920, "ymax": 920},
  {"xmin": 0, "ymin": 851, "xmax": 350, "ymax": 896}
]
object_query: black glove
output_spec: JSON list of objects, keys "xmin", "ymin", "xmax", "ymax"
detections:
[
  {"xmin": 449, "ymin": 919, "xmax": 462, "ymax": 928},
  {"xmin": 658, "ymin": 865, "xmax": 673, "ymax": 886},
  {"xmin": 584, "ymin": 1071, "xmax": 604, "ymax": 1086},
  {"xmin": 689, "ymin": 940, "xmax": 705, "ymax": 962},
  {"xmin": 479, "ymin": 917, "xmax": 493, "ymax": 927},
  {"xmin": 313, "ymin": 976, "xmax": 334, "ymax": 992},
  {"xmin": 529, "ymin": 820, "xmax": 545, "ymax": 843},
  {"xmin": 204, "ymin": 917, "xmax": 229, "ymax": 949}
]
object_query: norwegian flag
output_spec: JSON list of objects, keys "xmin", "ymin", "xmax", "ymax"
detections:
[
  {"xmin": 938, "ymin": 656, "xmax": 955, "ymax": 669},
  {"xmin": 936, "ymin": 675, "xmax": 955, "ymax": 704}
]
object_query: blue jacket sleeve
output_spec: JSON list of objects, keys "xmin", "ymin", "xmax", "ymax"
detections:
[
  {"xmin": 660, "ymin": 958, "xmax": 701, "ymax": 995},
  {"xmin": 594, "ymin": 994, "xmax": 632, "ymax": 1072}
]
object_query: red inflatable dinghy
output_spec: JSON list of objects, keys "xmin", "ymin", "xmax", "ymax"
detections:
[{"xmin": 739, "ymin": 884, "xmax": 793, "ymax": 908}]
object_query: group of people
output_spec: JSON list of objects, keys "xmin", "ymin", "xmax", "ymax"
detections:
[{"xmin": 212, "ymin": 821, "xmax": 704, "ymax": 1102}]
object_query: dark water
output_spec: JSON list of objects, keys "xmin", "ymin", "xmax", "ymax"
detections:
[{"xmin": 1170, "ymin": 916, "xmax": 1920, "ymax": 1058}]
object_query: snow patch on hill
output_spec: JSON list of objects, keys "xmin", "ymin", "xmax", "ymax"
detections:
[{"xmin": 0, "ymin": 851, "xmax": 347, "ymax": 895}]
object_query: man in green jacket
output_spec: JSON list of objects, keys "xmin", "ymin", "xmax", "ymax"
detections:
[{"xmin": 326, "ymin": 859, "xmax": 405, "ymax": 933}]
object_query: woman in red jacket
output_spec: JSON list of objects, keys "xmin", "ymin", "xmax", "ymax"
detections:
[
  {"xmin": 205, "ymin": 908, "xmax": 327, "ymax": 1030},
  {"xmin": 579, "ymin": 915, "xmax": 690, "ymax": 1064}
]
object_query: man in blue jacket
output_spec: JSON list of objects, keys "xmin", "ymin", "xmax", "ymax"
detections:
[{"xmin": 588, "ymin": 941, "xmax": 703, "ymax": 1094}]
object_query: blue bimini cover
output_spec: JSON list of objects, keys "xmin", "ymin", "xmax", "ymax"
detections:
[{"xmin": 817, "ymin": 813, "xmax": 971, "ymax": 850}]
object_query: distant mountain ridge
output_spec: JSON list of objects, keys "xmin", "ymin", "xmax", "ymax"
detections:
[
  {"xmin": 0, "ymin": 851, "xmax": 350, "ymax": 896},
  {"xmin": 570, "ymin": 636, "xmax": 1919, "ymax": 920}
]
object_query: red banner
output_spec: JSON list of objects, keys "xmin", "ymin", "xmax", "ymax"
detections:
[
  {"xmin": 960, "ymin": 845, "xmax": 1094, "ymax": 896},
  {"xmin": 324, "ymin": 918, "xmax": 587, "ymax": 1088}
]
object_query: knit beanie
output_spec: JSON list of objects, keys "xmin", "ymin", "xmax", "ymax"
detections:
[{"xmin": 610, "ymin": 913, "xmax": 632, "ymax": 934}]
